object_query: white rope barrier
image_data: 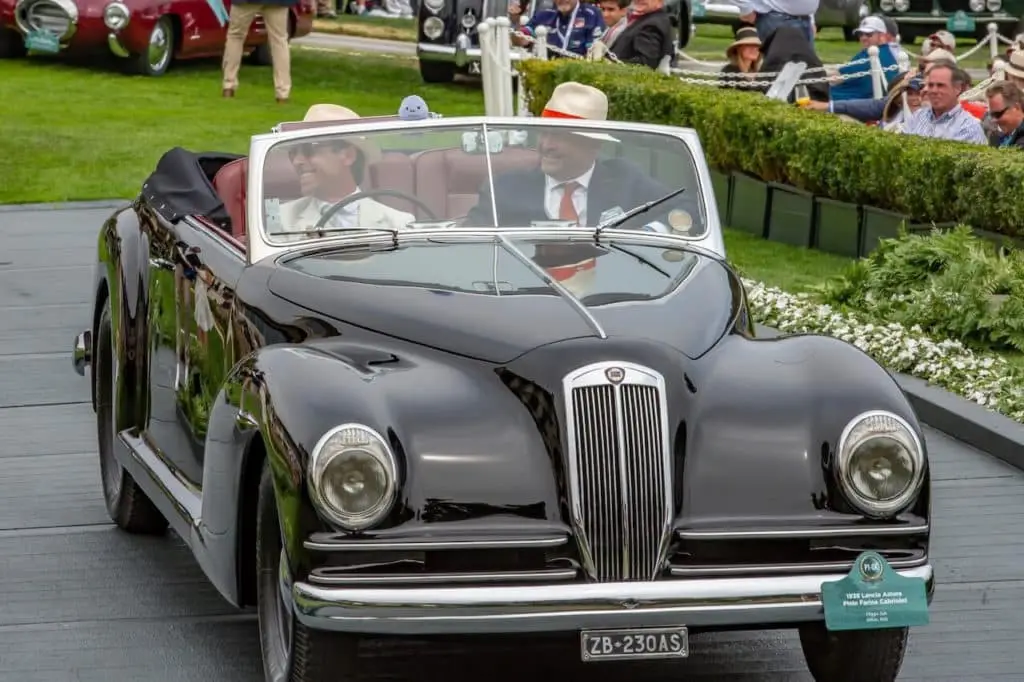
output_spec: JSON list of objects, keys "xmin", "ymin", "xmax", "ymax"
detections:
[{"xmin": 479, "ymin": 17, "xmax": 1023, "ymax": 117}]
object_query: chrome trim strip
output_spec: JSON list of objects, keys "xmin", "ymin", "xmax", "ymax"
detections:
[
  {"xmin": 304, "ymin": 535, "xmax": 569, "ymax": 551},
  {"xmin": 291, "ymin": 564, "xmax": 935, "ymax": 635},
  {"xmin": 677, "ymin": 523, "xmax": 930, "ymax": 540},
  {"xmin": 668, "ymin": 556, "xmax": 927, "ymax": 576},
  {"xmin": 308, "ymin": 568, "xmax": 577, "ymax": 586},
  {"xmin": 562, "ymin": 361, "xmax": 673, "ymax": 581},
  {"xmin": 497, "ymin": 234, "xmax": 607, "ymax": 339}
]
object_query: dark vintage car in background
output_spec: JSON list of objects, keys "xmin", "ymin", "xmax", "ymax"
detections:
[
  {"xmin": 0, "ymin": 0, "xmax": 314, "ymax": 75},
  {"xmin": 70, "ymin": 113, "xmax": 933, "ymax": 681},
  {"xmin": 873, "ymin": 0, "xmax": 1023, "ymax": 42},
  {"xmin": 417, "ymin": 0, "xmax": 694, "ymax": 82}
]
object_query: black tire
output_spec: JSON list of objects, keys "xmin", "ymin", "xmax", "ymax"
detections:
[
  {"xmin": 0, "ymin": 27, "xmax": 26, "ymax": 58},
  {"xmin": 130, "ymin": 15, "xmax": 174, "ymax": 76},
  {"xmin": 799, "ymin": 624, "xmax": 909, "ymax": 682},
  {"xmin": 419, "ymin": 60, "xmax": 455, "ymax": 84},
  {"xmin": 95, "ymin": 300, "xmax": 169, "ymax": 535},
  {"xmin": 256, "ymin": 460, "xmax": 359, "ymax": 682}
]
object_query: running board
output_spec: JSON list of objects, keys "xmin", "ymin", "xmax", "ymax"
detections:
[{"xmin": 117, "ymin": 430, "xmax": 202, "ymax": 540}]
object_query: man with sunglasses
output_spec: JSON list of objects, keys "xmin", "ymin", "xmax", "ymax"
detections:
[
  {"xmin": 985, "ymin": 82, "xmax": 1024, "ymax": 149},
  {"xmin": 277, "ymin": 104, "xmax": 415, "ymax": 232}
]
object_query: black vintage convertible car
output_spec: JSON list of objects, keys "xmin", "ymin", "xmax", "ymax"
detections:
[{"xmin": 71, "ymin": 114, "xmax": 933, "ymax": 681}]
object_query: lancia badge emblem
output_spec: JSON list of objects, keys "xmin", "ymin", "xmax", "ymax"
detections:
[{"xmin": 605, "ymin": 367, "xmax": 625, "ymax": 383}]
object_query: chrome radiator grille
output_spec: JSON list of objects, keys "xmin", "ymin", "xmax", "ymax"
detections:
[
  {"xmin": 563, "ymin": 362, "xmax": 672, "ymax": 582},
  {"xmin": 16, "ymin": 0, "xmax": 76, "ymax": 40}
]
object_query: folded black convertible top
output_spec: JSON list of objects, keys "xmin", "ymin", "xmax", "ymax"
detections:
[{"xmin": 141, "ymin": 147, "xmax": 243, "ymax": 226}]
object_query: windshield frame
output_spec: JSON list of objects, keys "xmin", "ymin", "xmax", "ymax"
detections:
[{"xmin": 245, "ymin": 116, "xmax": 723, "ymax": 265}]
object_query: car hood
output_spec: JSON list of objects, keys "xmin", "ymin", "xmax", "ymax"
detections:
[{"xmin": 266, "ymin": 237, "xmax": 743, "ymax": 364}]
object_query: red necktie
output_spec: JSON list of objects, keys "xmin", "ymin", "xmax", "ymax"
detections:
[{"xmin": 559, "ymin": 181, "xmax": 580, "ymax": 224}]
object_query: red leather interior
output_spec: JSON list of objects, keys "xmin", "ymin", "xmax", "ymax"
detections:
[
  {"xmin": 210, "ymin": 145, "xmax": 542, "ymax": 245},
  {"xmin": 413, "ymin": 148, "xmax": 540, "ymax": 219},
  {"xmin": 211, "ymin": 158, "xmax": 248, "ymax": 243}
]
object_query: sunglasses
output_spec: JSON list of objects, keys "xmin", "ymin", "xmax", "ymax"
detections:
[
  {"xmin": 287, "ymin": 140, "xmax": 347, "ymax": 160},
  {"xmin": 990, "ymin": 107, "xmax": 1010, "ymax": 119}
]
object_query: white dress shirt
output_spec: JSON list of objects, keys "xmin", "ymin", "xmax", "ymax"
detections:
[
  {"xmin": 315, "ymin": 187, "xmax": 363, "ymax": 228},
  {"xmin": 544, "ymin": 164, "xmax": 595, "ymax": 225}
]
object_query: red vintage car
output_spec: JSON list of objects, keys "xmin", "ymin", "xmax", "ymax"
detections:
[{"xmin": 0, "ymin": 0, "xmax": 314, "ymax": 75}]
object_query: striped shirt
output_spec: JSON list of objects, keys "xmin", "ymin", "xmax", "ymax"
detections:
[{"xmin": 900, "ymin": 104, "xmax": 988, "ymax": 145}]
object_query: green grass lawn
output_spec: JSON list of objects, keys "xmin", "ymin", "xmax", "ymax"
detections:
[
  {"xmin": 313, "ymin": 15, "xmax": 993, "ymax": 69},
  {"xmin": 0, "ymin": 48, "xmax": 483, "ymax": 204}
]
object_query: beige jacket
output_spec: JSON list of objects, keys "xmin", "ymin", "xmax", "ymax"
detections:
[{"xmin": 278, "ymin": 195, "xmax": 415, "ymax": 232}]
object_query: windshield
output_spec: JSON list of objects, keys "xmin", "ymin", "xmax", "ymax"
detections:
[{"xmin": 258, "ymin": 122, "xmax": 708, "ymax": 244}]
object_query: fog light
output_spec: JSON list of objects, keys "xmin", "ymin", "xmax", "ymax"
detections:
[
  {"xmin": 103, "ymin": 1, "xmax": 130, "ymax": 30},
  {"xmin": 423, "ymin": 16, "xmax": 444, "ymax": 39}
]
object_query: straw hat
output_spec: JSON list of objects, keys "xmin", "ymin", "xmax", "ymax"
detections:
[
  {"xmin": 539, "ymin": 82, "xmax": 619, "ymax": 142},
  {"xmin": 727, "ymin": 26, "xmax": 761, "ymax": 58},
  {"xmin": 922, "ymin": 48, "xmax": 956, "ymax": 63},
  {"xmin": 1005, "ymin": 50, "xmax": 1024, "ymax": 80},
  {"xmin": 924, "ymin": 30, "xmax": 956, "ymax": 54},
  {"xmin": 300, "ymin": 103, "xmax": 381, "ymax": 164}
]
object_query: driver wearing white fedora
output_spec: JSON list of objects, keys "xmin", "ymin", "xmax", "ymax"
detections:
[
  {"xmin": 464, "ymin": 82, "xmax": 692, "ymax": 230},
  {"xmin": 277, "ymin": 104, "xmax": 415, "ymax": 233}
]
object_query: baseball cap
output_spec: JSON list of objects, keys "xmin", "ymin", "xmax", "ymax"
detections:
[
  {"xmin": 854, "ymin": 16, "xmax": 887, "ymax": 35},
  {"xmin": 875, "ymin": 14, "xmax": 898, "ymax": 37}
]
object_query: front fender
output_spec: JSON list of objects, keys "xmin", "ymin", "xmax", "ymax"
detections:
[
  {"xmin": 680, "ymin": 332, "xmax": 929, "ymax": 531},
  {"xmin": 198, "ymin": 338, "xmax": 562, "ymax": 599}
]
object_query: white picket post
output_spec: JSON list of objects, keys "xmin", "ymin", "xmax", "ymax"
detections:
[
  {"xmin": 867, "ymin": 45, "xmax": 884, "ymax": 99},
  {"xmin": 533, "ymin": 25, "xmax": 549, "ymax": 60},
  {"xmin": 478, "ymin": 20, "xmax": 497, "ymax": 116},
  {"xmin": 993, "ymin": 56, "xmax": 1007, "ymax": 80},
  {"xmin": 495, "ymin": 16, "xmax": 515, "ymax": 117},
  {"xmin": 989, "ymin": 23, "xmax": 999, "ymax": 62}
]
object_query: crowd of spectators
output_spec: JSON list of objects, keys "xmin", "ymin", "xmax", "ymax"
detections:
[{"xmin": 715, "ymin": 14, "xmax": 1024, "ymax": 149}]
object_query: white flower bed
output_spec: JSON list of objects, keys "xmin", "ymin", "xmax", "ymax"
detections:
[{"xmin": 742, "ymin": 278, "xmax": 1024, "ymax": 422}]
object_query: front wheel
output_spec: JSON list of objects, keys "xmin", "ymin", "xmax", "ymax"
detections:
[
  {"xmin": 256, "ymin": 460, "xmax": 359, "ymax": 681},
  {"xmin": 799, "ymin": 624, "xmax": 909, "ymax": 682},
  {"xmin": 94, "ymin": 300, "xmax": 168, "ymax": 535},
  {"xmin": 419, "ymin": 59, "xmax": 455, "ymax": 83},
  {"xmin": 131, "ymin": 16, "xmax": 174, "ymax": 76}
]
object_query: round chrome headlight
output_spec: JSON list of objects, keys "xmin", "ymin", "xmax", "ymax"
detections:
[
  {"xmin": 969, "ymin": 0, "xmax": 984, "ymax": 11},
  {"xmin": 879, "ymin": 0, "xmax": 894, "ymax": 10},
  {"xmin": 308, "ymin": 424, "xmax": 398, "ymax": 531},
  {"xmin": 836, "ymin": 411, "xmax": 925, "ymax": 517},
  {"xmin": 893, "ymin": 0, "xmax": 909, "ymax": 11},
  {"xmin": 987, "ymin": 0, "xmax": 1001, "ymax": 11},
  {"xmin": 103, "ymin": 2, "xmax": 130, "ymax": 30},
  {"xmin": 423, "ymin": 16, "xmax": 445, "ymax": 39},
  {"xmin": 424, "ymin": 0, "xmax": 444, "ymax": 12}
]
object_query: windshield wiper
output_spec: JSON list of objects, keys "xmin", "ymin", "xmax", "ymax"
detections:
[
  {"xmin": 267, "ymin": 227, "xmax": 400, "ymax": 245},
  {"xmin": 593, "ymin": 186, "xmax": 688, "ymax": 238}
]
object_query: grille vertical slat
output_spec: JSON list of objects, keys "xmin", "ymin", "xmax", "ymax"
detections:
[{"xmin": 564, "ymin": 364, "xmax": 672, "ymax": 583}]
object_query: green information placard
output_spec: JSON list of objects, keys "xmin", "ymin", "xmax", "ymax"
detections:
[
  {"xmin": 821, "ymin": 551, "xmax": 930, "ymax": 632},
  {"xmin": 946, "ymin": 10, "xmax": 975, "ymax": 33}
]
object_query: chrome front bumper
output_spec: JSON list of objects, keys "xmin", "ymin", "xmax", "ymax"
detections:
[
  {"xmin": 292, "ymin": 563, "xmax": 934, "ymax": 635},
  {"xmin": 418, "ymin": 40, "xmax": 527, "ymax": 66},
  {"xmin": 893, "ymin": 14, "xmax": 1015, "ymax": 25}
]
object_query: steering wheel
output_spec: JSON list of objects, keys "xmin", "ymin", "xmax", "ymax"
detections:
[{"xmin": 315, "ymin": 189, "xmax": 438, "ymax": 229}]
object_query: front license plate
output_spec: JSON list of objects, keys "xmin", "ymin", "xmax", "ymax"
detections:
[
  {"xmin": 25, "ymin": 30, "xmax": 60, "ymax": 54},
  {"xmin": 580, "ymin": 627, "xmax": 689, "ymax": 662}
]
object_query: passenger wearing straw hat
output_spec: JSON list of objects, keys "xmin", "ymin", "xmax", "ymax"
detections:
[
  {"xmin": 277, "ymin": 104, "xmax": 416, "ymax": 232},
  {"xmin": 464, "ymin": 82, "xmax": 697, "ymax": 230},
  {"xmin": 721, "ymin": 26, "xmax": 762, "ymax": 75}
]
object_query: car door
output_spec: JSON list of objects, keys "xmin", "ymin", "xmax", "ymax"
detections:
[
  {"xmin": 174, "ymin": 0, "xmax": 233, "ymax": 56},
  {"xmin": 144, "ymin": 214, "xmax": 244, "ymax": 488}
]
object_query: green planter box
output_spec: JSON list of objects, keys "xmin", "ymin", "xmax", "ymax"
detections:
[
  {"xmin": 709, "ymin": 169, "xmax": 732, "ymax": 225},
  {"xmin": 861, "ymin": 205, "xmax": 910, "ymax": 257},
  {"xmin": 766, "ymin": 183, "xmax": 815, "ymax": 247},
  {"xmin": 813, "ymin": 197, "xmax": 862, "ymax": 258},
  {"xmin": 730, "ymin": 172, "xmax": 768, "ymax": 237}
]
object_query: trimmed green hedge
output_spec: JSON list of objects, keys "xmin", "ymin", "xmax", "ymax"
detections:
[{"xmin": 518, "ymin": 59, "xmax": 1024, "ymax": 238}]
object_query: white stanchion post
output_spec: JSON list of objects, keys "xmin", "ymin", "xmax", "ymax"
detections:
[
  {"xmin": 897, "ymin": 49, "xmax": 911, "ymax": 73},
  {"xmin": 496, "ymin": 16, "xmax": 514, "ymax": 117},
  {"xmin": 867, "ymin": 45, "xmax": 884, "ymax": 99},
  {"xmin": 988, "ymin": 23, "xmax": 999, "ymax": 62},
  {"xmin": 993, "ymin": 56, "xmax": 1007, "ymax": 80},
  {"xmin": 479, "ymin": 20, "xmax": 497, "ymax": 116},
  {"xmin": 533, "ymin": 25, "xmax": 549, "ymax": 60}
]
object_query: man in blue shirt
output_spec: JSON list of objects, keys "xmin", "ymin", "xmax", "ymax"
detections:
[
  {"xmin": 830, "ymin": 16, "xmax": 899, "ymax": 102},
  {"xmin": 517, "ymin": 0, "xmax": 605, "ymax": 57}
]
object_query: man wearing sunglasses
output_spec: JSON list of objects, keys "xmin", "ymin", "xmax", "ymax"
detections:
[
  {"xmin": 985, "ymin": 82, "xmax": 1024, "ymax": 149},
  {"xmin": 277, "ymin": 104, "xmax": 415, "ymax": 232}
]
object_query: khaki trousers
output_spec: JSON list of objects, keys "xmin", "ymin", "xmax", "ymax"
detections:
[{"xmin": 221, "ymin": 4, "xmax": 291, "ymax": 99}]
